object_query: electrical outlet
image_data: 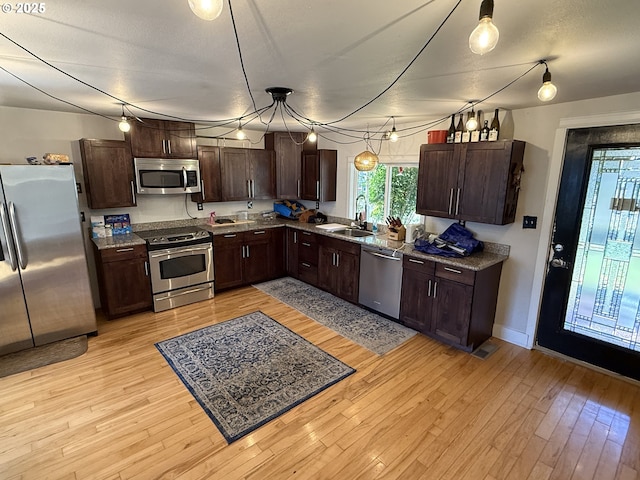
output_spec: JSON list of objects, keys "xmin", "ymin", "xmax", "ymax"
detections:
[
  {"xmin": 247, "ymin": 201, "xmax": 253, "ymax": 209},
  {"xmin": 197, "ymin": 203, "xmax": 203, "ymax": 211},
  {"xmin": 523, "ymin": 215, "xmax": 537, "ymax": 229},
  {"xmin": 80, "ymin": 211, "xmax": 85, "ymax": 222},
  {"xmin": 76, "ymin": 182, "xmax": 82, "ymax": 194}
]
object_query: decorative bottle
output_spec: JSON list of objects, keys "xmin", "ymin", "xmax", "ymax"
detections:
[
  {"xmin": 480, "ymin": 120, "xmax": 490, "ymax": 141},
  {"xmin": 446, "ymin": 114, "xmax": 456, "ymax": 143},
  {"xmin": 454, "ymin": 114, "xmax": 464, "ymax": 143},
  {"xmin": 489, "ymin": 108, "xmax": 500, "ymax": 141}
]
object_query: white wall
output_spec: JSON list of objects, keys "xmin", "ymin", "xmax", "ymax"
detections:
[{"xmin": 3, "ymin": 93, "xmax": 640, "ymax": 344}]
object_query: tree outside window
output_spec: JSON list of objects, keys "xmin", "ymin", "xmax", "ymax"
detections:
[{"xmin": 354, "ymin": 163, "xmax": 421, "ymax": 226}]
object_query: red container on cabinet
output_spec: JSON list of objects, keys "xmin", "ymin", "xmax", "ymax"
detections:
[{"xmin": 427, "ymin": 130, "xmax": 448, "ymax": 144}]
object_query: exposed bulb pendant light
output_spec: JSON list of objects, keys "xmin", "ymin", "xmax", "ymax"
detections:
[
  {"xmin": 307, "ymin": 126, "xmax": 317, "ymax": 143},
  {"xmin": 118, "ymin": 104, "xmax": 130, "ymax": 133},
  {"xmin": 465, "ymin": 106, "xmax": 478, "ymax": 131},
  {"xmin": 236, "ymin": 121, "xmax": 246, "ymax": 140},
  {"xmin": 388, "ymin": 117, "xmax": 399, "ymax": 142},
  {"xmin": 537, "ymin": 62, "xmax": 558, "ymax": 102},
  {"xmin": 188, "ymin": 0, "xmax": 223, "ymax": 21},
  {"xmin": 469, "ymin": 0, "xmax": 499, "ymax": 55}
]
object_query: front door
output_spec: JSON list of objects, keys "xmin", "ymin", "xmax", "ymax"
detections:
[{"xmin": 537, "ymin": 124, "xmax": 640, "ymax": 381}]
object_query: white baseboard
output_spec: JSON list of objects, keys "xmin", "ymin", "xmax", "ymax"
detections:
[{"xmin": 492, "ymin": 324, "xmax": 531, "ymax": 349}]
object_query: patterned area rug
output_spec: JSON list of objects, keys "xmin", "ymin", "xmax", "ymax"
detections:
[
  {"xmin": 155, "ymin": 311, "xmax": 355, "ymax": 443},
  {"xmin": 254, "ymin": 277, "xmax": 417, "ymax": 355}
]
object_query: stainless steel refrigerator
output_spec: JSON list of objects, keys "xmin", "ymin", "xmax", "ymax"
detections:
[{"xmin": 0, "ymin": 164, "xmax": 97, "ymax": 356}]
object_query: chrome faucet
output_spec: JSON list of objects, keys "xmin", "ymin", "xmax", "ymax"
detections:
[{"xmin": 354, "ymin": 194, "xmax": 367, "ymax": 229}]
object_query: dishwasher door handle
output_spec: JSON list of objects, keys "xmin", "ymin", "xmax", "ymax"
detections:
[{"xmin": 364, "ymin": 250, "xmax": 401, "ymax": 261}]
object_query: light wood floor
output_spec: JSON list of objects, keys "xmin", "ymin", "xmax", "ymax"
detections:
[{"xmin": 1, "ymin": 286, "xmax": 639, "ymax": 480}]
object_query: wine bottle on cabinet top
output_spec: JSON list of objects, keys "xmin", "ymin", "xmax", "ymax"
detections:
[
  {"xmin": 454, "ymin": 114, "xmax": 463, "ymax": 143},
  {"xmin": 446, "ymin": 114, "xmax": 456, "ymax": 143},
  {"xmin": 489, "ymin": 108, "xmax": 500, "ymax": 141},
  {"xmin": 480, "ymin": 120, "xmax": 490, "ymax": 141}
]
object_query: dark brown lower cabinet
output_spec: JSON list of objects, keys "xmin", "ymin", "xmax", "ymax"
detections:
[
  {"xmin": 93, "ymin": 244, "xmax": 152, "ymax": 319},
  {"xmin": 213, "ymin": 227, "xmax": 285, "ymax": 291},
  {"xmin": 287, "ymin": 228, "xmax": 320, "ymax": 286},
  {"xmin": 318, "ymin": 236, "xmax": 360, "ymax": 303},
  {"xmin": 400, "ymin": 255, "xmax": 503, "ymax": 351}
]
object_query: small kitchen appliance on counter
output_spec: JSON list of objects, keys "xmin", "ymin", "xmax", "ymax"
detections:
[{"xmin": 136, "ymin": 226, "xmax": 214, "ymax": 312}]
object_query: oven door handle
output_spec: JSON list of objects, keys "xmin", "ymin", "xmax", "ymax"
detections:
[
  {"xmin": 149, "ymin": 244, "xmax": 211, "ymax": 257},
  {"xmin": 154, "ymin": 284, "xmax": 212, "ymax": 301}
]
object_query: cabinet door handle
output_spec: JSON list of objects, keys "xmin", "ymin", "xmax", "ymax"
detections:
[
  {"xmin": 331, "ymin": 252, "xmax": 335, "ymax": 266},
  {"xmin": 316, "ymin": 180, "xmax": 320, "ymax": 200},
  {"xmin": 253, "ymin": 230, "xmax": 266, "ymax": 235},
  {"xmin": 167, "ymin": 139, "xmax": 172, "ymax": 155},
  {"xmin": 297, "ymin": 179, "xmax": 301, "ymax": 198},
  {"xmin": 302, "ymin": 242, "xmax": 311, "ymax": 247},
  {"xmin": 224, "ymin": 234, "xmax": 237, "ymax": 238},
  {"xmin": 247, "ymin": 180, "xmax": 251, "ymax": 198},
  {"xmin": 130, "ymin": 180, "xmax": 136, "ymax": 204},
  {"xmin": 433, "ymin": 281, "xmax": 438, "ymax": 298},
  {"xmin": 448, "ymin": 188, "xmax": 454, "ymax": 216},
  {"xmin": 251, "ymin": 179, "xmax": 255, "ymax": 198},
  {"xmin": 241, "ymin": 245, "xmax": 246, "ymax": 258},
  {"xmin": 335, "ymin": 253, "xmax": 340, "ymax": 267},
  {"xmin": 144, "ymin": 261, "xmax": 149, "ymax": 276},
  {"xmin": 427, "ymin": 279, "xmax": 432, "ymax": 297},
  {"xmin": 444, "ymin": 267, "xmax": 463, "ymax": 274},
  {"xmin": 408, "ymin": 258, "xmax": 424, "ymax": 265},
  {"xmin": 116, "ymin": 247, "xmax": 134, "ymax": 252},
  {"xmin": 455, "ymin": 188, "xmax": 461, "ymax": 216},
  {"xmin": 201, "ymin": 179, "xmax": 206, "ymax": 201},
  {"xmin": 246, "ymin": 245, "xmax": 250, "ymax": 258},
  {"xmin": 301, "ymin": 262, "xmax": 311, "ymax": 268},
  {"xmin": 302, "ymin": 231, "xmax": 311, "ymax": 236},
  {"xmin": 293, "ymin": 231, "xmax": 297, "ymax": 243}
]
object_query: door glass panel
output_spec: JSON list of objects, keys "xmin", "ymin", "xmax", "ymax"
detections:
[{"xmin": 563, "ymin": 147, "xmax": 640, "ymax": 351}]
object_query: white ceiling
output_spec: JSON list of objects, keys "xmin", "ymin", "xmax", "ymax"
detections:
[{"xmin": 1, "ymin": 0, "xmax": 639, "ymax": 136}]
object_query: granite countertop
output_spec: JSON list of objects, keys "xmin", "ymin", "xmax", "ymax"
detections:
[{"xmin": 92, "ymin": 217, "xmax": 509, "ymax": 271}]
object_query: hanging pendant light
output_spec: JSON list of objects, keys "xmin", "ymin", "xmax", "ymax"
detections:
[
  {"xmin": 388, "ymin": 117, "xmax": 399, "ymax": 142},
  {"xmin": 118, "ymin": 104, "xmax": 130, "ymax": 133},
  {"xmin": 465, "ymin": 106, "xmax": 478, "ymax": 131},
  {"xmin": 537, "ymin": 62, "xmax": 558, "ymax": 101},
  {"xmin": 188, "ymin": 0, "xmax": 223, "ymax": 21},
  {"xmin": 354, "ymin": 150, "xmax": 379, "ymax": 172},
  {"xmin": 236, "ymin": 121, "xmax": 246, "ymax": 140},
  {"xmin": 307, "ymin": 126, "xmax": 317, "ymax": 143},
  {"xmin": 469, "ymin": 0, "xmax": 499, "ymax": 55}
]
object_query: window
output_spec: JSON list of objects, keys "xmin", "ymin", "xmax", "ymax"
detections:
[{"xmin": 353, "ymin": 162, "xmax": 422, "ymax": 226}]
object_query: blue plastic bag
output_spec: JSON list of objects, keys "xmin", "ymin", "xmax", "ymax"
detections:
[{"xmin": 414, "ymin": 223, "xmax": 483, "ymax": 257}]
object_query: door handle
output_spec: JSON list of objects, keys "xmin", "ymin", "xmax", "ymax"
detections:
[
  {"xmin": 201, "ymin": 179, "xmax": 206, "ymax": 201},
  {"xmin": 246, "ymin": 245, "xmax": 250, "ymax": 258},
  {"xmin": 247, "ymin": 180, "xmax": 251, "ymax": 198},
  {"xmin": 427, "ymin": 279, "xmax": 432, "ymax": 297},
  {"xmin": 455, "ymin": 188, "xmax": 461, "ymax": 216},
  {"xmin": 144, "ymin": 261, "xmax": 149, "ymax": 276},
  {"xmin": 316, "ymin": 180, "xmax": 320, "ymax": 200},
  {"xmin": 297, "ymin": 179, "xmax": 301, "ymax": 198},
  {"xmin": 0, "ymin": 202, "xmax": 18, "ymax": 271},
  {"xmin": 167, "ymin": 139, "xmax": 172, "ymax": 155},
  {"xmin": 8, "ymin": 202, "xmax": 26, "ymax": 269},
  {"xmin": 130, "ymin": 180, "xmax": 136, "ymax": 204},
  {"xmin": 448, "ymin": 188, "xmax": 454, "ymax": 216},
  {"xmin": 550, "ymin": 258, "xmax": 570, "ymax": 269},
  {"xmin": 162, "ymin": 139, "xmax": 167, "ymax": 155},
  {"xmin": 336, "ymin": 252, "xmax": 340, "ymax": 267}
]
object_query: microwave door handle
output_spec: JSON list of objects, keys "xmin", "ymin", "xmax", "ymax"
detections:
[
  {"xmin": 182, "ymin": 167, "xmax": 187, "ymax": 192},
  {"xmin": 0, "ymin": 202, "xmax": 18, "ymax": 271}
]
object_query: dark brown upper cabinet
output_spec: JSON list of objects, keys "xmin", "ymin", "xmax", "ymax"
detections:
[
  {"xmin": 219, "ymin": 147, "xmax": 276, "ymax": 201},
  {"xmin": 416, "ymin": 140, "xmax": 525, "ymax": 225},
  {"xmin": 126, "ymin": 118, "xmax": 196, "ymax": 159},
  {"xmin": 79, "ymin": 139, "xmax": 136, "ymax": 209},
  {"xmin": 301, "ymin": 149, "xmax": 337, "ymax": 202},
  {"xmin": 265, "ymin": 132, "xmax": 317, "ymax": 200}
]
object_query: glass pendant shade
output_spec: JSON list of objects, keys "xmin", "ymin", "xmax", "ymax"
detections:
[
  {"xmin": 537, "ymin": 68, "xmax": 558, "ymax": 101},
  {"xmin": 354, "ymin": 150, "xmax": 379, "ymax": 172},
  {"xmin": 188, "ymin": 0, "xmax": 223, "ymax": 21},
  {"xmin": 118, "ymin": 116, "xmax": 130, "ymax": 133}
]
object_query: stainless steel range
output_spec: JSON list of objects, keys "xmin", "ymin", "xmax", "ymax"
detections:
[{"xmin": 137, "ymin": 226, "xmax": 214, "ymax": 312}]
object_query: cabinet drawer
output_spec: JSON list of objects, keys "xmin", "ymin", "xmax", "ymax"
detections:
[
  {"xmin": 321, "ymin": 235, "xmax": 360, "ymax": 256},
  {"xmin": 299, "ymin": 230, "xmax": 318, "ymax": 243},
  {"xmin": 403, "ymin": 255, "xmax": 435, "ymax": 274},
  {"xmin": 245, "ymin": 228, "xmax": 271, "ymax": 243},
  {"xmin": 99, "ymin": 244, "xmax": 147, "ymax": 263},
  {"xmin": 213, "ymin": 232, "xmax": 242, "ymax": 247},
  {"xmin": 435, "ymin": 263, "xmax": 475, "ymax": 286},
  {"xmin": 299, "ymin": 240, "xmax": 319, "ymax": 264},
  {"xmin": 298, "ymin": 261, "xmax": 318, "ymax": 285}
]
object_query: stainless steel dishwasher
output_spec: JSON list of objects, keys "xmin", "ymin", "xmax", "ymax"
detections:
[{"xmin": 358, "ymin": 245, "xmax": 403, "ymax": 320}]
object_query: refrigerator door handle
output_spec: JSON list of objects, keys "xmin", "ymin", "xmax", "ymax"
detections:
[
  {"xmin": 8, "ymin": 202, "xmax": 27, "ymax": 269},
  {"xmin": 0, "ymin": 202, "xmax": 18, "ymax": 270}
]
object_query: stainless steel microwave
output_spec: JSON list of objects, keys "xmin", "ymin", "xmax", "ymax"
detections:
[{"xmin": 134, "ymin": 158, "xmax": 201, "ymax": 195}]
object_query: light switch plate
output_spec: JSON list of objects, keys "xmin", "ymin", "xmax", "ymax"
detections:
[{"xmin": 523, "ymin": 215, "xmax": 537, "ymax": 229}]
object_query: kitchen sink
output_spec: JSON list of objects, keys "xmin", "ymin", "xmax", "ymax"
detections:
[{"xmin": 332, "ymin": 228, "xmax": 374, "ymax": 238}]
